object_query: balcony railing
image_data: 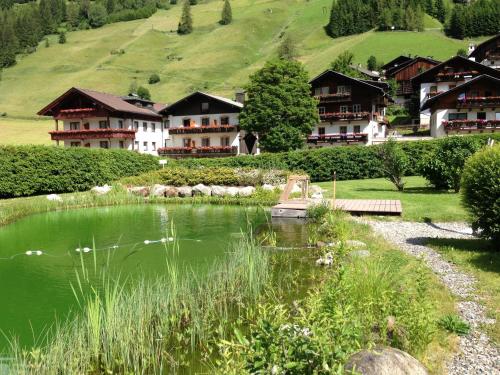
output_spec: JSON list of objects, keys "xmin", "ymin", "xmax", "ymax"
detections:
[
  {"xmin": 49, "ymin": 129, "xmax": 136, "ymax": 140},
  {"xmin": 319, "ymin": 111, "xmax": 371, "ymax": 121},
  {"xmin": 307, "ymin": 133, "xmax": 368, "ymax": 144},
  {"xmin": 443, "ymin": 120, "xmax": 500, "ymax": 133},
  {"xmin": 436, "ymin": 70, "xmax": 479, "ymax": 81},
  {"xmin": 456, "ymin": 96, "xmax": 500, "ymax": 107},
  {"xmin": 314, "ymin": 93, "xmax": 351, "ymax": 103},
  {"xmin": 168, "ymin": 125, "xmax": 239, "ymax": 135},
  {"xmin": 158, "ymin": 146, "xmax": 238, "ymax": 158}
]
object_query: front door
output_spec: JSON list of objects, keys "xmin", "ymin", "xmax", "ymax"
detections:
[{"xmin": 244, "ymin": 133, "xmax": 257, "ymax": 154}]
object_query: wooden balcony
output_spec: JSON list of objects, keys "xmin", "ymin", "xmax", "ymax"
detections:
[
  {"xmin": 168, "ymin": 125, "xmax": 239, "ymax": 135},
  {"xmin": 319, "ymin": 111, "xmax": 371, "ymax": 122},
  {"xmin": 426, "ymin": 91, "xmax": 445, "ymax": 99},
  {"xmin": 158, "ymin": 146, "xmax": 238, "ymax": 158},
  {"xmin": 307, "ymin": 133, "xmax": 368, "ymax": 144},
  {"xmin": 50, "ymin": 129, "xmax": 136, "ymax": 140},
  {"xmin": 444, "ymin": 120, "xmax": 500, "ymax": 134},
  {"xmin": 456, "ymin": 96, "xmax": 500, "ymax": 108},
  {"xmin": 436, "ymin": 70, "xmax": 479, "ymax": 81},
  {"xmin": 55, "ymin": 108, "xmax": 102, "ymax": 120},
  {"xmin": 314, "ymin": 93, "xmax": 351, "ymax": 103}
]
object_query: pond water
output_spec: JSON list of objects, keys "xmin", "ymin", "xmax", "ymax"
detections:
[{"xmin": 0, "ymin": 204, "xmax": 275, "ymax": 350}]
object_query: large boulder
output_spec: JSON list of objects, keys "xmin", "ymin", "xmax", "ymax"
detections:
[
  {"xmin": 226, "ymin": 187, "xmax": 239, "ymax": 197},
  {"xmin": 91, "ymin": 184, "xmax": 112, "ymax": 195},
  {"xmin": 262, "ymin": 184, "xmax": 276, "ymax": 191},
  {"xmin": 192, "ymin": 184, "xmax": 212, "ymax": 196},
  {"xmin": 46, "ymin": 194, "xmax": 62, "ymax": 202},
  {"xmin": 164, "ymin": 186, "xmax": 178, "ymax": 197},
  {"xmin": 211, "ymin": 185, "xmax": 227, "ymax": 197},
  {"xmin": 128, "ymin": 186, "xmax": 150, "ymax": 197},
  {"xmin": 238, "ymin": 186, "xmax": 256, "ymax": 197},
  {"xmin": 345, "ymin": 347, "xmax": 428, "ymax": 375},
  {"xmin": 151, "ymin": 184, "xmax": 168, "ymax": 197},
  {"xmin": 177, "ymin": 186, "xmax": 193, "ymax": 197}
]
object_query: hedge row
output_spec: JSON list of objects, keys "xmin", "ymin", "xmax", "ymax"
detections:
[
  {"xmin": 173, "ymin": 135, "xmax": 500, "ymax": 182},
  {"xmin": 0, "ymin": 146, "xmax": 159, "ymax": 198},
  {"xmin": 119, "ymin": 167, "xmax": 290, "ymax": 187}
]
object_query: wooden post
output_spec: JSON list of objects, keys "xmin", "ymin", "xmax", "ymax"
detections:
[{"xmin": 331, "ymin": 171, "xmax": 337, "ymax": 209}]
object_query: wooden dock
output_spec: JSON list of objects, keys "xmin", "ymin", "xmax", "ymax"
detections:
[{"xmin": 271, "ymin": 199, "xmax": 402, "ymax": 218}]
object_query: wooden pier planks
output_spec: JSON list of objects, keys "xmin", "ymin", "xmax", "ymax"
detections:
[{"xmin": 271, "ymin": 199, "xmax": 402, "ymax": 217}]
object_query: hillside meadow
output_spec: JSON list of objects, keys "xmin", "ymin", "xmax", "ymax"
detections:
[{"xmin": 0, "ymin": 0, "xmax": 476, "ymax": 129}]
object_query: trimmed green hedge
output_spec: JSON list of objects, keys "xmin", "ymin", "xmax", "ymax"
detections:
[
  {"xmin": 0, "ymin": 146, "xmax": 159, "ymax": 198},
  {"xmin": 173, "ymin": 135, "xmax": 500, "ymax": 182},
  {"xmin": 119, "ymin": 167, "xmax": 289, "ymax": 187}
]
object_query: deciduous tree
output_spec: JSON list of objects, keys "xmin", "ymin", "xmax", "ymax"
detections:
[{"xmin": 239, "ymin": 59, "xmax": 319, "ymax": 152}]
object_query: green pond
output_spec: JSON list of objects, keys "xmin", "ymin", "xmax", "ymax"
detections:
[{"xmin": 0, "ymin": 204, "xmax": 308, "ymax": 352}]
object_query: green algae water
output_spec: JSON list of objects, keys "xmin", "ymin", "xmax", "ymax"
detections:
[{"xmin": 0, "ymin": 204, "xmax": 267, "ymax": 350}]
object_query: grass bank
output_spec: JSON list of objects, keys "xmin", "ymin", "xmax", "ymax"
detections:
[
  {"xmin": 425, "ymin": 238, "xmax": 499, "ymax": 344},
  {"xmin": 0, "ymin": 186, "xmax": 279, "ymax": 228},
  {"xmin": 318, "ymin": 176, "xmax": 467, "ymax": 222}
]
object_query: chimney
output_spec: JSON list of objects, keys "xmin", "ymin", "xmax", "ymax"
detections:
[{"xmin": 235, "ymin": 89, "xmax": 246, "ymax": 104}]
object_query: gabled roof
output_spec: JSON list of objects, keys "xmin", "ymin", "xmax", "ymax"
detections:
[
  {"xmin": 381, "ymin": 55, "xmax": 413, "ymax": 71},
  {"xmin": 309, "ymin": 70, "xmax": 388, "ymax": 95},
  {"xmin": 349, "ymin": 64, "xmax": 380, "ymax": 79},
  {"xmin": 421, "ymin": 74, "xmax": 500, "ymax": 110},
  {"xmin": 411, "ymin": 55, "xmax": 500, "ymax": 84},
  {"xmin": 38, "ymin": 87, "xmax": 163, "ymax": 118},
  {"xmin": 469, "ymin": 34, "xmax": 500, "ymax": 61},
  {"xmin": 160, "ymin": 91, "xmax": 243, "ymax": 115},
  {"xmin": 388, "ymin": 56, "xmax": 440, "ymax": 76}
]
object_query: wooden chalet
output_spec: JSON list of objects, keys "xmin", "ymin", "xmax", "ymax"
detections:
[
  {"xmin": 421, "ymin": 74, "xmax": 500, "ymax": 137},
  {"xmin": 469, "ymin": 34, "xmax": 500, "ymax": 71},
  {"xmin": 158, "ymin": 91, "xmax": 257, "ymax": 158},
  {"xmin": 412, "ymin": 55, "xmax": 500, "ymax": 126},
  {"xmin": 38, "ymin": 87, "xmax": 165, "ymax": 154},
  {"xmin": 309, "ymin": 70, "xmax": 391, "ymax": 146}
]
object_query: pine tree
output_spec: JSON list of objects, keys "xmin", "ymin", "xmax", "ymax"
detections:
[
  {"xmin": 189, "ymin": 0, "xmax": 197, "ymax": 4},
  {"xmin": 106, "ymin": 0, "xmax": 115, "ymax": 14},
  {"xmin": 58, "ymin": 30, "xmax": 66, "ymax": 44},
  {"xmin": 177, "ymin": 0, "xmax": 193, "ymax": 35},
  {"xmin": 424, "ymin": 0, "xmax": 434, "ymax": 16},
  {"xmin": 0, "ymin": 12, "xmax": 18, "ymax": 68},
  {"xmin": 367, "ymin": 55, "xmax": 377, "ymax": 71},
  {"xmin": 434, "ymin": 0, "xmax": 446, "ymax": 23},
  {"xmin": 277, "ymin": 34, "xmax": 297, "ymax": 60},
  {"xmin": 219, "ymin": 0, "xmax": 232, "ymax": 25},
  {"xmin": 39, "ymin": 0, "xmax": 56, "ymax": 34}
]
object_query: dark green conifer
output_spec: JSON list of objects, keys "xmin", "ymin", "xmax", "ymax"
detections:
[
  {"xmin": 177, "ymin": 0, "xmax": 193, "ymax": 35},
  {"xmin": 219, "ymin": 0, "xmax": 232, "ymax": 25}
]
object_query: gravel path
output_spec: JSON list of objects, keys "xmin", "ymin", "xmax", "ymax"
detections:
[{"xmin": 358, "ymin": 220, "xmax": 499, "ymax": 375}]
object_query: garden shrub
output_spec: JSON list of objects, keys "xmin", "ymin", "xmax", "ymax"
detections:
[
  {"xmin": 420, "ymin": 137, "xmax": 483, "ymax": 192},
  {"xmin": 172, "ymin": 135, "xmax": 500, "ymax": 182},
  {"xmin": 118, "ymin": 167, "xmax": 290, "ymax": 187},
  {"xmin": 0, "ymin": 146, "xmax": 158, "ymax": 198},
  {"xmin": 378, "ymin": 138, "xmax": 408, "ymax": 191},
  {"xmin": 461, "ymin": 145, "xmax": 500, "ymax": 242}
]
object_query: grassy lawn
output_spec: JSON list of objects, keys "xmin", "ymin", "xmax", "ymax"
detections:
[
  {"xmin": 0, "ymin": 118, "xmax": 54, "ymax": 145},
  {"xmin": 425, "ymin": 238, "xmax": 499, "ymax": 344},
  {"xmin": 317, "ymin": 176, "xmax": 467, "ymax": 222},
  {"xmin": 0, "ymin": 0, "xmax": 476, "ymax": 127}
]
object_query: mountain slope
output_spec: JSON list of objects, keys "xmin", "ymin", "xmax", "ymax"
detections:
[{"xmin": 0, "ymin": 0, "xmax": 475, "ymax": 124}]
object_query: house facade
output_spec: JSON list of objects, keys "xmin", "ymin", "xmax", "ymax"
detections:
[
  {"xmin": 385, "ymin": 57, "xmax": 440, "ymax": 108},
  {"xmin": 38, "ymin": 88, "xmax": 166, "ymax": 155},
  {"xmin": 412, "ymin": 56, "xmax": 500, "ymax": 127},
  {"xmin": 308, "ymin": 70, "xmax": 391, "ymax": 147},
  {"xmin": 469, "ymin": 34, "xmax": 500, "ymax": 70},
  {"xmin": 158, "ymin": 91, "xmax": 258, "ymax": 158},
  {"xmin": 421, "ymin": 75, "xmax": 500, "ymax": 137}
]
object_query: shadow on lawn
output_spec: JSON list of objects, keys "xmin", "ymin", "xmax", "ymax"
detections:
[
  {"xmin": 424, "ymin": 237, "xmax": 499, "ymax": 274},
  {"xmin": 352, "ymin": 187, "xmax": 456, "ymax": 195}
]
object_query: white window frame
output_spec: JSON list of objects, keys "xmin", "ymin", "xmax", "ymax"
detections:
[
  {"xmin": 352, "ymin": 104, "xmax": 361, "ymax": 113},
  {"xmin": 340, "ymin": 105, "xmax": 348, "ymax": 113},
  {"xmin": 318, "ymin": 107, "xmax": 326, "ymax": 115},
  {"xmin": 143, "ymin": 142, "xmax": 148, "ymax": 151}
]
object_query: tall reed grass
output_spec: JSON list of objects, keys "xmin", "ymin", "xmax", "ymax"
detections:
[{"xmin": 8, "ymin": 233, "xmax": 270, "ymax": 374}]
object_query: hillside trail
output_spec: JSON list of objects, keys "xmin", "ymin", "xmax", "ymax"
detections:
[{"xmin": 359, "ymin": 219, "xmax": 499, "ymax": 375}]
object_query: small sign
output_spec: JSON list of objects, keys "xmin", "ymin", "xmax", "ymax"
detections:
[{"xmin": 159, "ymin": 159, "xmax": 168, "ymax": 165}]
